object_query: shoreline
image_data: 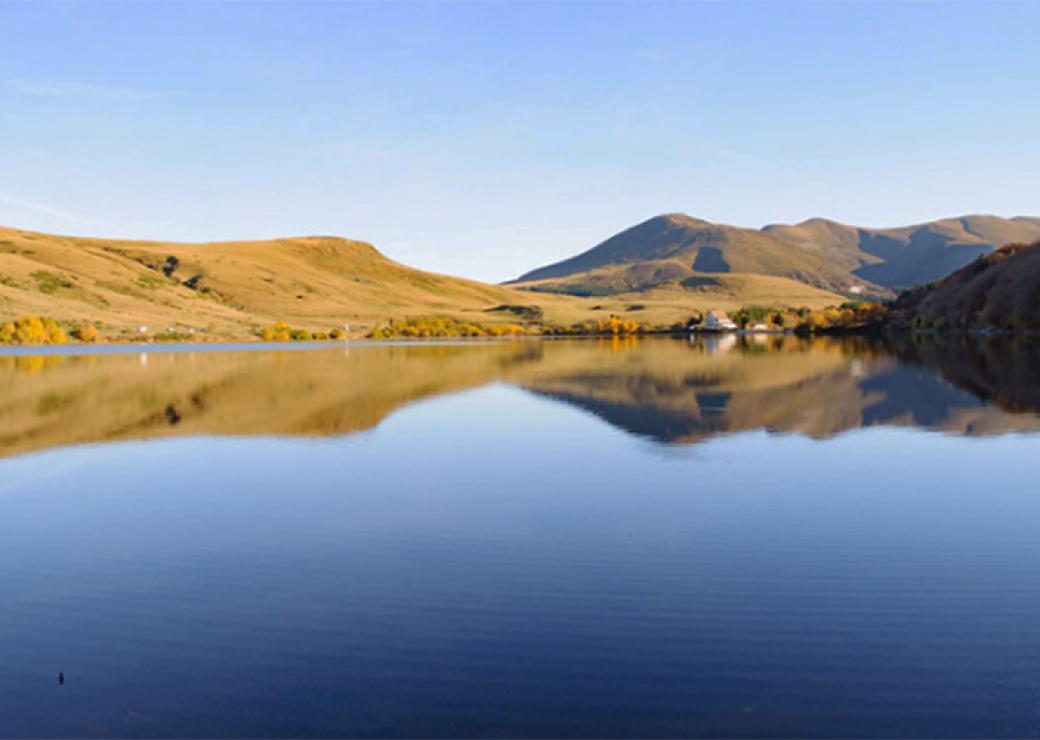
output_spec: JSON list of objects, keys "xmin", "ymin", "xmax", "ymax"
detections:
[{"xmin": 4, "ymin": 327, "xmax": 1039, "ymax": 358}]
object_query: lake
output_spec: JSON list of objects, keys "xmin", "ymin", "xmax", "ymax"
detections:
[{"xmin": 1, "ymin": 335, "xmax": 1039, "ymax": 737}]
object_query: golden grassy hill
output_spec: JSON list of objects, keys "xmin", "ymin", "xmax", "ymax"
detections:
[
  {"xmin": 515, "ymin": 267, "xmax": 849, "ymax": 314},
  {"xmin": 0, "ymin": 225, "xmax": 845, "ymax": 339},
  {"xmin": 0, "ymin": 226, "xmax": 593, "ymax": 337}
]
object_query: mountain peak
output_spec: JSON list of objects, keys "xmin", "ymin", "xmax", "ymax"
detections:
[{"xmin": 654, "ymin": 213, "xmax": 713, "ymax": 228}]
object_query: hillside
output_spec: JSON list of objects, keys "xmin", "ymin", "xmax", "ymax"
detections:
[
  {"xmin": 516, "ymin": 270, "xmax": 847, "ymax": 313},
  {"xmin": 0, "ymin": 226, "xmax": 594, "ymax": 338},
  {"xmin": 0, "ymin": 225, "xmax": 844, "ymax": 340},
  {"xmin": 765, "ymin": 215, "xmax": 1040, "ymax": 289},
  {"xmin": 892, "ymin": 241, "xmax": 1040, "ymax": 331},
  {"xmin": 513, "ymin": 213, "xmax": 1040, "ymax": 299},
  {"xmin": 512, "ymin": 214, "xmax": 878, "ymax": 298}
]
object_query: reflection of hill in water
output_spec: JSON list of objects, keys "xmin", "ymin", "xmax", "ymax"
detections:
[
  {"xmin": 891, "ymin": 337, "xmax": 1040, "ymax": 416},
  {"xmin": 0, "ymin": 345, "xmax": 538, "ymax": 458},
  {"xmin": 1, "ymin": 335, "xmax": 1038, "ymax": 458}
]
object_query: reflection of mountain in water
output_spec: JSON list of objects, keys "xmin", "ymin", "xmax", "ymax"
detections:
[
  {"xmin": 535, "ymin": 386, "xmax": 735, "ymax": 443},
  {"xmin": 1, "ymin": 335, "xmax": 1038, "ymax": 458},
  {"xmin": 859, "ymin": 366, "xmax": 980, "ymax": 428},
  {"xmin": 519, "ymin": 336, "xmax": 1040, "ymax": 444}
]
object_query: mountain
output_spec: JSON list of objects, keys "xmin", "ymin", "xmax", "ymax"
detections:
[
  {"xmin": 513, "ymin": 213, "xmax": 1040, "ymax": 299},
  {"xmin": 765, "ymin": 215, "xmax": 1040, "ymax": 289},
  {"xmin": 0, "ymin": 225, "xmax": 844, "ymax": 338},
  {"xmin": 892, "ymin": 241, "xmax": 1040, "ymax": 331},
  {"xmin": 511, "ymin": 214, "xmax": 879, "ymax": 298}
]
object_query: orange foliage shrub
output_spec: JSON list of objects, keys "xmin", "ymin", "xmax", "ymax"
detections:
[{"xmin": 73, "ymin": 324, "xmax": 99, "ymax": 343}]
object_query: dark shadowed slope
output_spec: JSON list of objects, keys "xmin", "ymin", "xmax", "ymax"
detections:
[{"xmin": 892, "ymin": 241, "xmax": 1040, "ymax": 331}]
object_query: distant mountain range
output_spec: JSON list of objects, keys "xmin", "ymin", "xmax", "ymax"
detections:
[{"xmin": 512, "ymin": 213, "xmax": 1040, "ymax": 298}]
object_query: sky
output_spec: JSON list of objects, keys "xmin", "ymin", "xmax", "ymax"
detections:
[{"xmin": 1, "ymin": 1, "xmax": 1038, "ymax": 282}]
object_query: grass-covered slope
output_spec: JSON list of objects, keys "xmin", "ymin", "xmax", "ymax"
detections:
[
  {"xmin": 516, "ymin": 268, "xmax": 847, "ymax": 311},
  {"xmin": 0, "ymin": 226, "xmax": 593, "ymax": 337},
  {"xmin": 893, "ymin": 241, "xmax": 1040, "ymax": 331}
]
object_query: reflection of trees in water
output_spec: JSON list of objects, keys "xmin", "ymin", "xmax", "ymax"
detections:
[
  {"xmin": 0, "ymin": 354, "xmax": 70, "ymax": 375},
  {"xmin": 886, "ymin": 335, "xmax": 1040, "ymax": 415}
]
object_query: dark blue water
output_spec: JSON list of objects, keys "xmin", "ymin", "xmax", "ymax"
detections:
[{"xmin": 1, "ymin": 338, "xmax": 1039, "ymax": 737}]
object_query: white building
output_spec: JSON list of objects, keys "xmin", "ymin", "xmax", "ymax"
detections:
[{"xmin": 704, "ymin": 310, "xmax": 737, "ymax": 331}]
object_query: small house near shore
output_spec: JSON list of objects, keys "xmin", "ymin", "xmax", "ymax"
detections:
[{"xmin": 704, "ymin": 310, "xmax": 737, "ymax": 331}]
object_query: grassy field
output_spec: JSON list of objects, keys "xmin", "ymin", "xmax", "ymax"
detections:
[
  {"xmin": 0, "ymin": 225, "xmax": 844, "ymax": 340},
  {"xmin": 515, "ymin": 269, "xmax": 848, "ymax": 324}
]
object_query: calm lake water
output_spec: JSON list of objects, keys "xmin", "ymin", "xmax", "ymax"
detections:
[{"xmin": 2, "ymin": 335, "xmax": 1039, "ymax": 737}]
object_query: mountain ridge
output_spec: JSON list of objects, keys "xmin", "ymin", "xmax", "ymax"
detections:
[
  {"xmin": 511, "ymin": 213, "xmax": 882, "ymax": 298},
  {"xmin": 513, "ymin": 212, "xmax": 1040, "ymax": 297}
]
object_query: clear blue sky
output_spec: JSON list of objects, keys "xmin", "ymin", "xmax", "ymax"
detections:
[{"xmin": 1, "ymin": 1, "xmax": 1037, "ymax": 281}]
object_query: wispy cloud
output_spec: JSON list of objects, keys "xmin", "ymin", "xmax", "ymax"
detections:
[
  {"xmin": 0, "ymin": 194, "xmax": 82, "ymax": 226},
  {"xmin": 3, "ymin": 79, "xmax": 166, "ymax": 102}
]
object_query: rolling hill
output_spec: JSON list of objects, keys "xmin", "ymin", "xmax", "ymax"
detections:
[
  {"xmin": 0, "ymin": 225, "xmax": 844, "ymax": 339},
  {"xmin": 892, "ymin": 241, "xmax": 1040, "ymax": 331},
  {"xmin": 0, "ymin": 226, "xmax": 593, "ymax": 338},
  {"xmin": 513, "ymin": 213, "xmax": 1040, "ymax": 298}
]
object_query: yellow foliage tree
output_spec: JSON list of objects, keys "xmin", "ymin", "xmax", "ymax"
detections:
[
  {"xmin": 261, "ymin": 321, "xmax": 292, "ymax": 342},
  {"xmin": 594, "ymin": 315, "xmax": 640, "ymax": 335},
  {"xmin": 0, "ymin": 316, "xmax": 68, "ymax": 345}
]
